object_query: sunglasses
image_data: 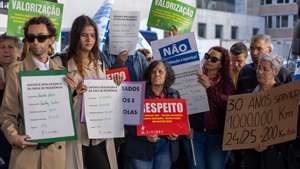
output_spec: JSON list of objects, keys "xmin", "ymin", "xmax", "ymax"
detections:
[
  {"xmin": 204, "ymin": 53, "xmax": 222, "ymax": 63},
  {"xmin": 26, "ymin": 34, "xmax": 51, "ymax": 43}
]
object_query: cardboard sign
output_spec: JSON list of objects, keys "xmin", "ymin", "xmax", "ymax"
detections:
[
  {"xmin": 106, "ymin": 67, "xmax": 131, "ymax": 81},
  {"xmin": 7, "ymin": 0, "xmax": 63, "ymax": 40},
  {"xmin": 147, "ymin": 0, "xmax": 196, "ymax": 34},
  {"xmin": 223, "ymin": 81, "xmax": 300, "ymax": 151},
  {"xmin": 137, "ymin": 98, "xmax": 189, "ymax": 136}
]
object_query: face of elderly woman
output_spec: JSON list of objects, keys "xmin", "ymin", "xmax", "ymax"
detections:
[
  {"xmin": 0, "ymin": 39, "xmax": 20, "ymax": 66},
  {"xmin": 256, "ymin": 60, "xmax": 277, "ymax": 85},
  {"xmin": 151, "ymin": 62, "xmax": 167, "ymax": 86}
]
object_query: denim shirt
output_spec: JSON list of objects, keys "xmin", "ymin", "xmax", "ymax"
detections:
[{"xmin": 101, "ymin": 46, "xmax": 148, "ymax": 81}]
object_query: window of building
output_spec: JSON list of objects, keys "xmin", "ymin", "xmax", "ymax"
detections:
[
  {"xmin": 276, "ymin": 16, "xmax": 281, "ymax": 28},
  {"xmin": 198, "ymin": 23, "xmax": 206, "ymax": 38},
  {"xmin": 266, "ymin": 16, "xmax": 273, "ymax": 28},
  {"xmin": 261, "ymin": 0, "xmax": 264, "ymax": 5},
  {"xmin": 215, "ymin": 25, "xmax": 223, "ymax": 39},
  {"xmin": 266, "ymin": 0, "xmax": 272, "ymax": 4},
  {"xmin": 231, "ymin": 26, "xmax": 238, "ymax": 39},
  {"xmin": 281, "ymin": 15, "xmax": 289, "ymax": 27},
  {"xmin": 294, "ymin": 15, "xmax": 298, "ymax": 26},
  {"xmin": 277, "ymin": 0, "xmax": 284, "ymax": 3},
  {"xmin": 253, "ymin": 28, "xmax": 259, "ymax": 36},
  {"xmin": 285, "ymin": 0, "xmax": 289, "ymax": 3}
]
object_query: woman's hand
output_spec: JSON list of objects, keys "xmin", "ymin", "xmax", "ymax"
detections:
[
  {"xmin": 167, "ymin": 133, "xmax": 178, "ymax": 141},
  {"xmin": 255, "ymin": 144, "xmax": 268, "ymax": 152},
  {"xmin": 64, "ymin": 75, "xmax": 87, "ymax": 95},
  {"xmin": 197, "ymin": 74, "xmax": 211, "ymax": 89},
  {"xmin": 13, "ymin": 134, "xmax": 37, "ymax": 149},
  {"xmin": 147, "ymin": 135, "xmax": 160, "ymax": 143},
  {"xmin": 64, "ymin": 74, "xmax": 77, "ymax": 89},
  {"xmin": 75, "ymin": 82, "xmax": 88, "ymax": 95},
  {"xmin": 116, "ymin": 50, "xmax": 129, "ymax": 65}
]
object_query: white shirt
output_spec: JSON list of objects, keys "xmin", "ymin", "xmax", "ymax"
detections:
[{"xmin": 33, "ymin": 57, "xmax": 50, "ymax": 70}]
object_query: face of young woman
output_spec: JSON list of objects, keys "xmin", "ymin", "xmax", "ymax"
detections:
[
  {"xmin": 79, "ymin": 25, "xmax": 96, "ymax": 52},
  {"xmin": 151, "ymin": 62, "xmax": 167, "ymax": 87}
]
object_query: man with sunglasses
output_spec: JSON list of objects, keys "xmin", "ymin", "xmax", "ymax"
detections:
[
  {"xmin": 0, "ymin": 16, "xmax": 66, "ymax": 169},
  {"xmin": 236, "ymin": 34, "xmax": 292, "ymax": 94}
]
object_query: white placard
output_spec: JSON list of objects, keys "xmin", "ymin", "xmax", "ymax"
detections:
[
  {"xmin": 84, "ymin": 79, "xmax": 124, "ymax": 139},
  {"xmin": 21, "ymin": 72, "xmax": 75, "ymax": 142},
  {"xmin": 173, "ymin": 65, "xmax": 209, "ymax": 114},
  {"xmin": 109, "ymin": 10, "xmax": 140, "ymax": 55},
  {"xmin": 151, "ymin": 32, "xmax": 200, "ymax": 70}
]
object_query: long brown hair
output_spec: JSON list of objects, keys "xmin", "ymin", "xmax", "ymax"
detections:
[{"xmin": 68, "ymin": 15, "xmax": 101, "ymax": 77}]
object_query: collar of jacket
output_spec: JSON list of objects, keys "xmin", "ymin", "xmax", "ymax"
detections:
[{"xmin": 23, "ymin": 53, "xmax": 61, "ymax": 71}]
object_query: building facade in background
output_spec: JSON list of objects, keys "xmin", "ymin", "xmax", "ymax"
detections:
[
  {"xmin": 194, "ymin": 0, "xmax": 297, "ymax": 59},
  {"xmin": 193, "ymin": 0, "xmax": 264, "ymax": 55}
]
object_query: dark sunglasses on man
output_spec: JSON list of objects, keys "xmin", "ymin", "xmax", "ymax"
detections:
[
  {"xmin": 204, "ymin": 53, "xmax": 222, "ymax": 63},
  {"xmin": 25, "ymin": 34, "xmax": 51, "ymax": 43}
]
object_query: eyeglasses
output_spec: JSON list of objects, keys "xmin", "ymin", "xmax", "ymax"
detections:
[
  {"xmin": 204, "ymin": 53, "xmax": 222, "ymax": 63},
  {"xmin": 26, "ymin": 34, "xmax": 51, "ymax": 43}
]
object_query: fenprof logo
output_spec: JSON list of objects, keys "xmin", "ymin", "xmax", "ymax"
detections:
[{"xmin": 158, "ymin": 38, "xmax": 199, "ymax": 66}]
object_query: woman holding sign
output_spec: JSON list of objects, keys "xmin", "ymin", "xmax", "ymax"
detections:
[
  {"xmin": 63, "ymin": 15, "xmax": 120, "ymax": 169},
  {"xmin": 123, "ymin": 60, "xmax": 180, "ymax": 169},
  {"xmin": 238, "ymin": 54, "xmax": 300, "ymax": 169},
  {"xmin": 184, "ymin": 46, "xmax": 235, "ymax": 169}
]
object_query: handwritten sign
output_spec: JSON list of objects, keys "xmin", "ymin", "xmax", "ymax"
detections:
[
  {"xmin": 20, "ymin": 70, "xmax": 76, "ymax": 143},
  {"xmin": 173, "ymin": 65, "xmax": 209, "ymax": 114},
  {"xmin": 151, "ymin": 32, "xmax": 200, "ymax": 70},
  {"xmin": 83, "ymin": 79, "xmax": 124, "ymax": 139},
  {"xmin": 121, "ymin": 81, "xmax": 146, "ymax": 125},
  {"xmin": 106, "ymin": 67, "xmax": 131, "ymax": 81},
  {"xmin": 137, "ymin": 99, "xmax": 189, "ymax": 136},
  {"xmin": 223, "ymin": 81, "xmax": 300, "ymax": 150}
]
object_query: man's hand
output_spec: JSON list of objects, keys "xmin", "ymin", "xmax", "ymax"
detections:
[
  {"xmin": 116, "ymin": 50, "xmax": 129, "ymax": 65},
  {"xmin": 13, "ymin": 134, "xmax": 37, "ymax": 149}
]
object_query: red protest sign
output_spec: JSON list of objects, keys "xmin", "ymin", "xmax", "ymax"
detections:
[
  {"xmin": 106, "ymin": 67, "xmax": 131, "ymax": 81},
  {"xmin": 137, "ymin": 98, "xmax": 189, "ymax": 136}
]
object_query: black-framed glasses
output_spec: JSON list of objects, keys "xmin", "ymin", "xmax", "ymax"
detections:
[
  {"xmin": 204, "ymin": 53, "xmax": 222, "ymax": 63},
  {"xmin": 26, "ymin": 34, "xmax": 51, "ymax": 43}
]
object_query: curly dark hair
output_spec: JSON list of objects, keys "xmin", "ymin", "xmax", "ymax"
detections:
[
  {"xmin": 68, "ymin": 15, "xmax": 101, "ymax": 77},
  {"xmin": 144, "ymin": 60, "xmax": 175, "ymax": 88},
  {"xmin": 207, "ymin": 46, "xmax": 232, "ymax": 84},
  {"xmin": 23, "ymin": 16, "xmax": 56, "ymax": 37}
]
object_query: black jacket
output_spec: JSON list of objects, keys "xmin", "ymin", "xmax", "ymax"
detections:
[{"xmin": 236, "ymin": 63, "xmax": 293, "ymax": 94}]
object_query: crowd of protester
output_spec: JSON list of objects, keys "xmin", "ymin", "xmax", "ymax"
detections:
[{"xmin": 0, "ymin": 15, "xmax": 299, "ymax": 169}]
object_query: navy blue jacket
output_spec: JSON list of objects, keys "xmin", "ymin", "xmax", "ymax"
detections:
[{"xmin": 124, "ymin": 87, "xmax": 180, "ymax": 161}]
